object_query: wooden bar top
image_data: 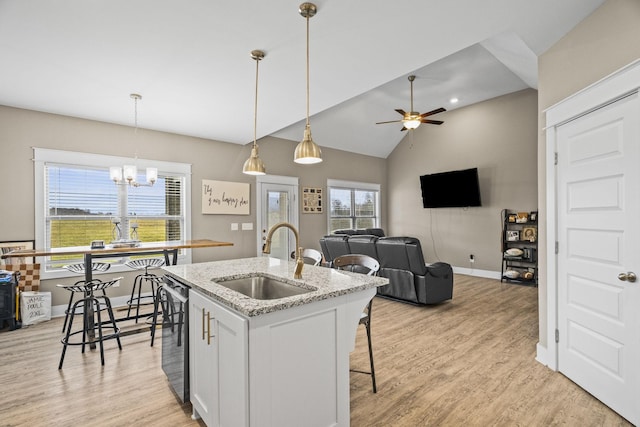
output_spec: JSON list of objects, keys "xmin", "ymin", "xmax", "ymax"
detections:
[{"xmin": 0, "ymin": 239, "xmax": 233, "ymax": 259}]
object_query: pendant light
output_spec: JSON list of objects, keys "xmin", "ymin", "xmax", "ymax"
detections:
[
  {"xmin": 294, "ymin": 2, "xmax": 322, "ymax": 164},
  {"xmin": 243, "ymin": 50, "xmax": 267, "ymax": 175},
  {"xmin": 109, "ymin": 94, "xmax": 158, "ymax": 186}
]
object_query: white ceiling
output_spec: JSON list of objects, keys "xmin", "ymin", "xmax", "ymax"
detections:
[{"xmin": 0, "ymin": 0, "xmax": 605, "ymax": 159}]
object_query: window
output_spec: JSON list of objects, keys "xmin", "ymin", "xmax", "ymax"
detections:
[
  {"xmin": 327, "ymin": 179, "xmax": 380, "ymax": 233},
  {"xmin": 34, "ymin": 148, "xmax": 191, "ymax": 278}
]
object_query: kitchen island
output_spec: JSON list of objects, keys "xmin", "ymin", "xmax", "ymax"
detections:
[{"xmin": 162, "ymin": 256, "xmax": 388, "ymax": 427}]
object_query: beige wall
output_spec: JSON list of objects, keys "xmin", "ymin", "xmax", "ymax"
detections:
[
  {"xmin": 0, "ymin": 106, "xmax": 386, "ymax": 305},
  {"xmin": 537, "ymin": 0, "xmax": 640, "ymax": 347},
  {"xmin": 387, "ymin": 89, "xmax": 538, "ymax": 272}
]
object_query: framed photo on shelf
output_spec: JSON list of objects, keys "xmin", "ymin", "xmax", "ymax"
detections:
[
  {"xmin": 516, "ymin": 212, "xmax": 529, "ymax": 223},
  {"xmin": 521, "ymin": 227, "xmax": 537, "ymax": 242},
  {"xmin": 529, "ymin": 211, "xmax": 538, "ymax": 222},
  {"xmin": 506, "ymin": 230, "xmax": 520, "ymax": 241},
  {"xmin": 507, "ymin": 214, "xmax": 517, "ymax": 223},
  {"xmin": 0, "ymin": 240, "xmax": 35, "ymax": 266}
]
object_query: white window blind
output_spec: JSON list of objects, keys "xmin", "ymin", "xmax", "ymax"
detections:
[{"xmin": 34, "ymin": 148, "xmax": 192, "ymax": 277}]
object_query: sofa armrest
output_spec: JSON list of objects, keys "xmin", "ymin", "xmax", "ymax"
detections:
[{"xmin": 425, "ymin": 262, "xmax": 453, "ymax": 278}]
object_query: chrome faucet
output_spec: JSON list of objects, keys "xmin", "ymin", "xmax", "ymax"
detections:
[{"xmin": 262, "ymin": 222, "xmax": 304, "ymax": 279}]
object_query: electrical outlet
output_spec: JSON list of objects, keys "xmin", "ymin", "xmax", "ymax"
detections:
[{"xmin": 469, "ymin": 254, "xmax": 475, "ymax": 263}]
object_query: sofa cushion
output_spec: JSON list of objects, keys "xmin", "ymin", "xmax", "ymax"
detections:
[
  {"xmin": 346, "ymin": 235, "xmax": 379, "ymax": 259},
  {"xmin": 333, "ymin": 228, "xmax": 385, "ymax": 237},
  {"xmin": 365, "ymin": 228, "xmax": 385, "ymax": 237},
  {"xmin": 376, "ymin": 237, "xmax": 428, "ymax": 276},
  {"xmin": 333, "ymin": 229, "xmax": 357, "ymax": 235},
  {"xmin": 319, "ymin": 235, "xmax": 350, "ymax": 265}
]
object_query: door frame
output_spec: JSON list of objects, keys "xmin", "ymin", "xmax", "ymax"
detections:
[
  {"xmin": 541, "ymin": 58, "xmax": 640, "ymax": 370},
  {"xmin": 255, "ymin": 175, "xmax": 299, "ymax": 257}
]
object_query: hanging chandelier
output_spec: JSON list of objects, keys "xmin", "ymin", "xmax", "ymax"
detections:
[
  {"xmin": 293, "ymin": 2, "xmax": 322, "ymax": 165},
  {"xmin": 243, "ymin": 50, "xmax": 267, "ymax": 175},
  {"xmin": 109, "ymin": 94, "xmax": 158, "ymax": 186}
]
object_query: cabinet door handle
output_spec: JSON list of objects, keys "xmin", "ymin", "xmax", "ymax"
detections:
[
  {"xmin": 207, "ymin": 311, "xmax": 212, "ymax": 345},
  {"xmin": 202, "ymin": 307, "xmax": 205, "ymax": 341}
]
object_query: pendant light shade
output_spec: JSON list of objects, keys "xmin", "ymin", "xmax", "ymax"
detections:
[
  {"xmin": 294, "ymin": 124, "xmax": 322, "ymax": 164},
  {"xmin": 294, "ymin": 2, "xmax": 322, "ymax": 165},
  {"xmin": 243, "ymin": 50, "xmax": 267, "ymax": 175},
  {"xmin": 243, "ymin": 145, "xmax": 266, "ymax": 175}
]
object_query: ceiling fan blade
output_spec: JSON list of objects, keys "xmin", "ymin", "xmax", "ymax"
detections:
[
  {"xmin": 375, "ymin": 120, "xmax": 402, "ymax": 125},
  {"xmin": 421, "ymin": 119, "xmax": 444, "ymax": 125},
  {"xmin": 420, "ymin": 107, "xmax": 446, "ymax": 118},
  {"xmin": 395, "ymin": 109, "xmax": 407, "ymax": 116},
  {"xmin": 400, "ymin": 126, "xmax": 408, "ymax": 132}
]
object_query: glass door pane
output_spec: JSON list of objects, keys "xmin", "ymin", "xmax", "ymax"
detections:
[{"xmin": 265, "ymin": 189, "xmax": 291, "ymax": 260}]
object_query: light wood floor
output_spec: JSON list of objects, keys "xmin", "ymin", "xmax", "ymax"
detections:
[{"xmin": 0, "ymin": 275, "xmax": 631, "ymax": 427}]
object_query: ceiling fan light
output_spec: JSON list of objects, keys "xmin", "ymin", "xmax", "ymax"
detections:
[
  {"xmin": 404, "ymin": 119, "xmax": 421, "ymax": 130},
  {"xmin": 294, "ymin": 125, "xmax": 323, "ymax": 164},
  {"xmin": 243, "ymin": 145, "xmax": 266, "ymax": 175}
]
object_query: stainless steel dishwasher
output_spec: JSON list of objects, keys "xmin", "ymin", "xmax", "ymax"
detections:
[{"xmin": 161, "ymin": 275, "xmax": 189, "ymax": 403}]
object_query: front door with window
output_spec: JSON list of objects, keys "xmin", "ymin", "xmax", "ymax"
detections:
[{"xmin": 256, "ymin": 176, "xmax": 298, "ymax": 260}]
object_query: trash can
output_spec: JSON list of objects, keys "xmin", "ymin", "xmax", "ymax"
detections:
[{"xmin": 0, "ymin": 270, "xmax": 19, "ymax": 331}]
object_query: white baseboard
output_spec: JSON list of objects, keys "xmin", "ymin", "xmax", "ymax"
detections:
[
  {"xmin": 535, "ymin": 342, "xmax": 556, "ymax": 370},
  {"xmin": 452, "ymin": 266, "xmax": 501, "ymax": 280}
]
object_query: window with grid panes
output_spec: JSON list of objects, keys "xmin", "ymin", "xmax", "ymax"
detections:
[
  {"xmin": 327, "ymin": 179, "xmax": 380, "ymax": 234},
  {"xmin": 34, "ymin": 148, "xmax": 191, "ymax": 277}
]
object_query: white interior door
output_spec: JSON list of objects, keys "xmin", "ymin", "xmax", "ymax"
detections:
[
  {"xmin": 256, "ymin": 176, "xmax": 298, "ymax": 259},
  {"xmin": 556, "ymin": 91, "xmax": 640, "ymax": 424}
]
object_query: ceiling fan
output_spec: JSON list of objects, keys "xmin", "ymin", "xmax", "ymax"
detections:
[{"xmin": 376, "ymin": 75, "xmax": 446, "ymax": 131}]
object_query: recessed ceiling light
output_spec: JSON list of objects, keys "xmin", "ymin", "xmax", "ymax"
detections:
[{"xmin": 450, "ymin": 97, "xmax": 459, "ymax": 104}]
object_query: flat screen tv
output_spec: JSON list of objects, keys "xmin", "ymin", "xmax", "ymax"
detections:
[{"xmin": 420, "ymin": 167, "xmax": 481, "ymax": 208}]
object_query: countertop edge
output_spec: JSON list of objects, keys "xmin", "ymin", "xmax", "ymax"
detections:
[{"xmin": 162, "ymin": 257, "xmax": 388, "ymax": 317}]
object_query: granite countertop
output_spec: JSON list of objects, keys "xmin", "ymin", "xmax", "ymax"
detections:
[{"xmin": 162, "ymin": 257, "xmax": 388, "ymax": 317}]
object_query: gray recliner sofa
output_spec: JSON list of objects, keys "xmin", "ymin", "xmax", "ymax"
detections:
[{"xmin": 319, "ymin": 234, "xmax": 453, "ymax": 305}]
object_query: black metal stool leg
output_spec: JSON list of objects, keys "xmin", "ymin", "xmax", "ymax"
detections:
[
  {"xmin": 94, "ymin": 297, "xmax": 105, "ymax": 366},
  {"xmin": 365, "ymin": 320, "xmax": 377, "ymax": 393},
  {"xmin": 150, "ymin": 286, "xmax": 163, "ymax": 347},
  {"xmin": 62, "ymin": 291, "xmax": 74, "ymax": 332},
  {"xmin": 102, "ymin": 294, "xmax": 122, "ymax": 351}
]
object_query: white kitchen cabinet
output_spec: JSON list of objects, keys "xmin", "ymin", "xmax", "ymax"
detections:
[
  {"xmin": 189, "ymin": 289, "xmax": 249, "ymax": 427},
  {"xmin": 189, "ymin": 287, "xmax": 376, "ymax": 427}
]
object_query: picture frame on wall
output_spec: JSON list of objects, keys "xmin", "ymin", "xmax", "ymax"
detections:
[
  {"xmin": 0, "ymin": 240, "xmax": 35, "ymax": 266},
  {"xmin": 302, "ymin": 187, "xmax": 323, "ymax": 213}
]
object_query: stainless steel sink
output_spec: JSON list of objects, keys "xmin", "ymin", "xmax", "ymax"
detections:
[{"xmin": 214, "ymin": 274, "xmax": 314, "ymax": 300}]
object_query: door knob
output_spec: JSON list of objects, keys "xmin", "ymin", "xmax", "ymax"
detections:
[{"xmin": 618, "ymin": 272, "xmax": 637, "ymax": 282}]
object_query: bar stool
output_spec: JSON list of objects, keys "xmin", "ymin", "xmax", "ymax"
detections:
[
  {"xmin": 124, "ymin": 258, "xmax": 165, "ymax": 322},
  {"xmin": 58, "ymin": 277, "xmax": 123, "ymax": 369},
  {"xmin": 333, "ymin": 254, "xmax": 380, "ymax": 393},
  {"xmin": 60, "ymin": 262, "xmax": 111, "ymax": 332}
]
